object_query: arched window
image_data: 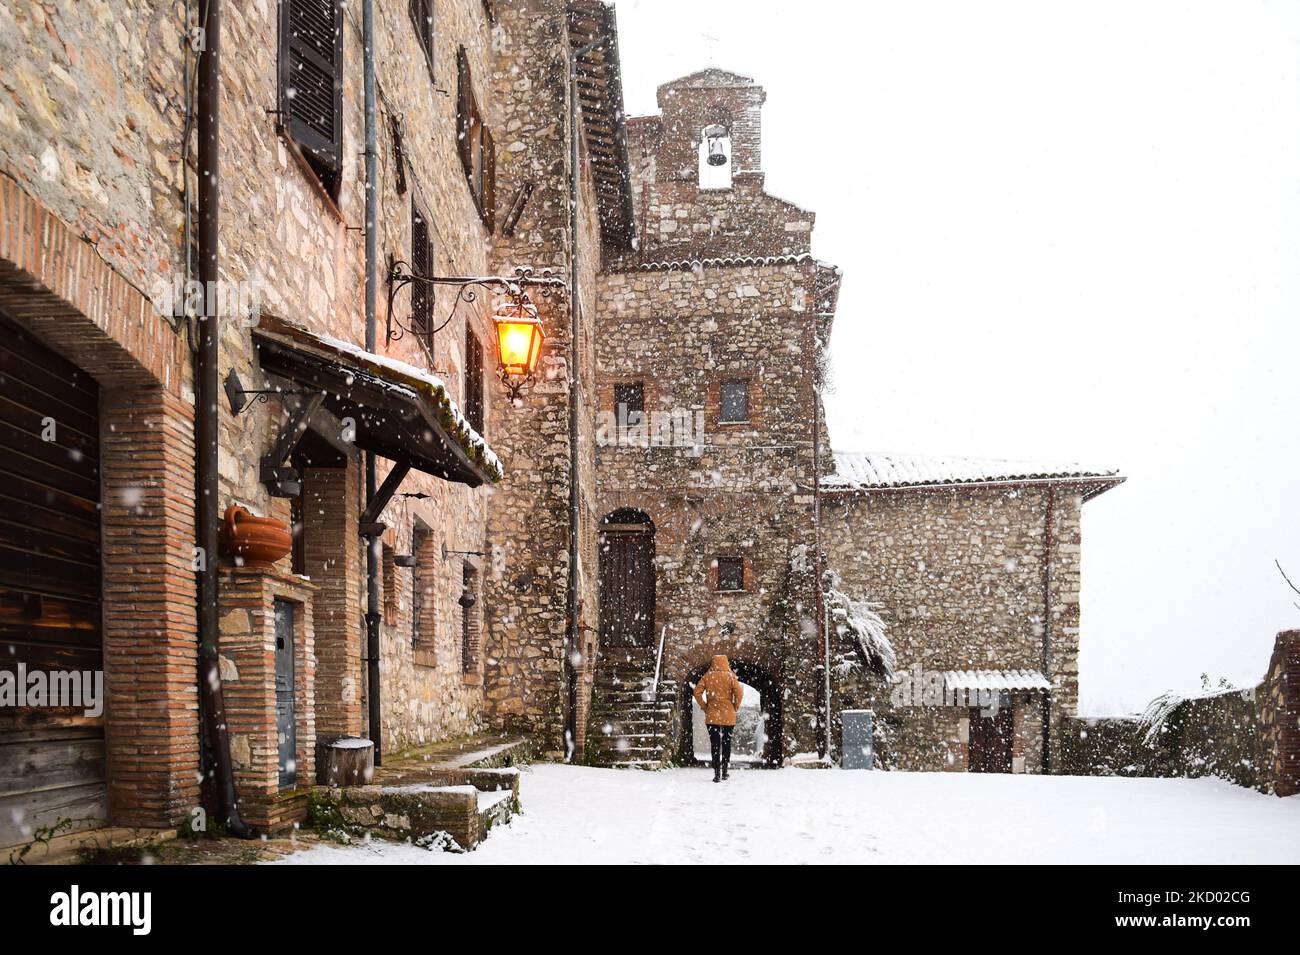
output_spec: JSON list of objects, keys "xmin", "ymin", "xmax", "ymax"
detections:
[{"xmin": 698, "ymin": 124, "xmax": 732, "ymax": 190}]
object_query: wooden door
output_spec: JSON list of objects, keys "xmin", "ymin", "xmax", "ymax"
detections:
[
  {"xmin": 598, "ymin": 523, "xmax": 654, "ymax": 648},
  {"xmin": 968, "ymin": 705, "xmax": 1014, "ymax": 773},
  {"xmin": 0, "ymin": 310, "xmax": 106, "ymax": 847},
  {"xmin": 274, "ymin": 599, "xmax": 297, "ymax": 789}
]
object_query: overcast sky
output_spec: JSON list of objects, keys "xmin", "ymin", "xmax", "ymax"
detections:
[{"xmin": 612, "ymin": 0, "xmax": 1300, "ymax": 713}]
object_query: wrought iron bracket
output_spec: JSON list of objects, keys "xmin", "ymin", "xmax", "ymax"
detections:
[{"xmin": 384, "ymin": 259, "xmax": 567, "ymax": 348}]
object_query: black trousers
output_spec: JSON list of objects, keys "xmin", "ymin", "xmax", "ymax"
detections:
[{"xmin": 707, "ymin": 724, "xmax": 733, "ymax": 771}]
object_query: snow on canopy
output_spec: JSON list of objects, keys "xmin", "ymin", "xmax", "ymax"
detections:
[
  {"xmin": 260, "ymin": 317, "xmax": 502, "ymax": 481},
  {"xmin": 943, "ymin": 670, "xmax": 1051, "ymax": 693},
  {"xmin": 821, "ymin": 451, "xmax": 1120, "ymax": 492},
  {"xmin": 823, "ymin": 570, "xmax": 895, "ymax": 679}
]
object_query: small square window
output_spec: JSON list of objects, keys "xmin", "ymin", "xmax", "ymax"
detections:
[
  {"xmin": 716, "ymin": 557, "xmax": 744, "ymax": 592},
  {"xmin": 719, "ymin": 378, "xmax": 749, "ymax": 423},
  {"xmin": 615, "ymin": 381, "xmax": 644, "ymax": 418}
]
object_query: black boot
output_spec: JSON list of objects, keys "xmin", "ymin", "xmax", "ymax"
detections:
[
  {"xmin": 721, "ymin": 763, "xmax": 729, "ymax": 780},
  {"xmin": 712, "ymin": 767, "xmax": 721, "ymax": 783}
]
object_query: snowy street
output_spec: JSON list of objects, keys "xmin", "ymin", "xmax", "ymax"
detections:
[{"xmin": 272, "ymin": 765, "xmax": 1300, "ymax": 865}]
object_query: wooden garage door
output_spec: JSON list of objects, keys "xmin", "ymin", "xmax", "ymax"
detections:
[{"xmin": 0, "ymin": 310, "xmax": 106, "ymax": 848}]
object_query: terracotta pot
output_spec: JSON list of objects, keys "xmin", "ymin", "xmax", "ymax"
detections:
[{"xmin": 220, "ymin": 505, "xmax": 292, "ymax": 570}]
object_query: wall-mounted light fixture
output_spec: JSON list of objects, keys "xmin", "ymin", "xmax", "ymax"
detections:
[{"xmin": 384, "ymin": 262, "xmax": 565, "ymax": 404}]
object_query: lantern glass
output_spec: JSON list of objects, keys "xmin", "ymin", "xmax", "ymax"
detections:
[{"xmin": 494, "ymin": 299, "xmax": 544, "ymax": 378}]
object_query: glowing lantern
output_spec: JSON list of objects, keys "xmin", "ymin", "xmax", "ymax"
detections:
[{"xmin": 493, "ymin": 295, "xmax": 545, "ymax": 382}]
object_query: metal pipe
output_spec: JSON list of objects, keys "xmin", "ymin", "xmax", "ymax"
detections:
[
  {"xmin": 1041, "ymin": 485, "xmax": 1056, "ymax": 773},
  {"xmin": 195, "ymin": 0, "xmax": 248, "ymax": 837},
  {"xmin": 362, "ymin": 0, "xmax": 382, "ymax": 766},
  {"xmin": 563, "ymin": 40, "xmax": 587, "ymax": 761},
  {"xmin": 809, "ymin": 266, "xmax": 829, "ymax": 760}
]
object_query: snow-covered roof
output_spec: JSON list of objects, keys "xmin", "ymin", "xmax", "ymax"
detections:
[
  {"xmin": 254, "ymin": 314, "xmax": 502, "ymax": 484},
  {"xmin": 620, "ymin": 252, "xmax": 835, "ymax": 273},
  {"xmin": 943, "ymin": 670, "xmax": 1051, "ymax": 693},
  {"xmin": 822, "ymin": 451, "xmax": 1122, "ymax": 500}
]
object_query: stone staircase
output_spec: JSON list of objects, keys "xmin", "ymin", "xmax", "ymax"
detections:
[{"xmin": 586, "ymin": 646, "xmax": 677, "ymax": 769}]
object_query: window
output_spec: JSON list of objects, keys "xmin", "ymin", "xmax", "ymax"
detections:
[
  {"xmin": 719, "ymin": 378, "xmax": 749, "ymax": 423},
  {"xmin": 382, "ymin": 544, "xmax": 397, "ymax": 625},
  {"xmin": 465, "ymin": 327, "xmax": 484, "ymax": 434},
  {"xmin": 460, "ymin": 563, "xmax": 481, "ymax": 674},
  {"xmin": 411, "ymin": 526, "xmax": 434, "ymax": 656},
  {"xmin": 457, "ymin": 46, "xmax": 496, "ymax": 229},
  {"xmin": 278, "ymin": 0, "xmax": 344, "ymax": 197},
  {"xmin": 409, "ymin": 0, "xmax": 434, "ymax": 74},
  {"xmin": 615, "ymin": 381, "xmax": 644, "ymax": 420},
  {"xmin": 411, "ymin": 199, "xmax": 432, "ymax": 344},
  {"xmin": 716, "ymin": 557, "xmax": 744, "ymax": 592}
]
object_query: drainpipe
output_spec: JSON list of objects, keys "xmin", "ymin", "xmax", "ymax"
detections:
[
  {"xmin": 563, "ymin": 41, "xmax": 591, "ymax": 761},
  {"xmin": 1040, "ymin": 485, "xmax": 1056, "ymax": 774},
  {"xmin": 362, "ymin": 0, "xmax": 383, "ymax": 766},
  {"xmin": 809, "ymin": 267, "xmax": 829, "ymax": 759},
  {"xmin": 195, "ymin": 0, "xmax": 248, "ymax": 837}
]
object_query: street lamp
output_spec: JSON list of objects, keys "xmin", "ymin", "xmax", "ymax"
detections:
[{"xmin": 493, "ymin": 293, "xmax": 545, "ymax": 401}]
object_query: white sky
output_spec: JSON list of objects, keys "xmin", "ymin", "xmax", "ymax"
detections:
[{"xmin": 612, "ymin": 0, "xmax": 1300, "ymax": 713}]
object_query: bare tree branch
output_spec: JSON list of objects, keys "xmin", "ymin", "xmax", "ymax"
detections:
[{"xmin": 1276, "ymin": 559, "xmax": 1300, "ymax": 610}]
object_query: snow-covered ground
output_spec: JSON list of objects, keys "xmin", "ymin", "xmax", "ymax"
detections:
[{"xmin": 271, "ymin": 764, "xmax": 1300, "ymax": 865}]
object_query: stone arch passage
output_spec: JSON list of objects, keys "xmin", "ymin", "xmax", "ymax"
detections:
[{"xmin": 681, "ymin": 659, "xmax": 784, "ymax": 767}]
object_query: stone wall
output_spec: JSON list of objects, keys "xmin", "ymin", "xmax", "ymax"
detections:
[
  {"xmin": 822, "ymin": 483, "xmax": 1087, "ymax": 771},
  {"xmin": 211, "ymin": 0, "xmax": 535, "ymax": 756},
  {"xmin": 482, "ymin": 0, "xmax": 607, "ymax": 755},
  {"xmin": 620, "ymin": 71, "xmax": 814, "ymax": 264},
  {"xmin": 593, "ymin": 259, "xmax": 826, "ymax": 760},
  {"xmin": 0, "ymin": 0, "xmax": 186, "ymax": 299},
  {"xmin": 1060, "ymin": 629, "xmax": 1300, "ymax": 796}
]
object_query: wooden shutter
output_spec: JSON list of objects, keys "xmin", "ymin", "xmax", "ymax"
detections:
[
  {"xmin": 481, "ymin": 126, "xmax": 496, "ymax": 231},
  {"xmin": 464, "ymin": 329, "xmax": 483, "ymax": 434},
  {"xmin": 0, "ymin": 310, "xmax": 106, "ymax": 848},
  {"xmin": 389, "ymin": 114, "xmax": 408, "ymax": 196},
  {"xmin": 456, "ymin": 47, "xmax": 473, "ymax": 181},
  {"xmin": 409, "ymin": 0, "xmax": 434, "ymax": 67},
  {"xmin": 279, "ymin": 0, "xmax": 343, "ymax": 171},
  {"xmin": 411, "ymin": 200, "xmax": 431, "ymax": 340}
]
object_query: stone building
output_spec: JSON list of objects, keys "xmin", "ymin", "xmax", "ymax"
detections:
[
  {"xmin": 0, "ymin": 0, "xmax": 626, "ymax": 844},
  {"xmin": 587, "ymin": 69, "xmax": 840, "ymax": 766},
  {"xmin": 821, "ymin": 452, "xmax": 1123, "ymax": 773},
  {"xmin": 0, "ymin": 0, "xmax": 1134, "ymax": 855}
]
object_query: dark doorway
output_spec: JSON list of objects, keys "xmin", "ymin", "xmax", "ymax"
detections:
[
  {"xmin": 682, "ymin": 660, "xmax": 783, "ymax": 766},
  {"xmin": 968, "ymin": 705, "xmax": 1013, "ymax": 773},
  {"xmin": 598, "ymin": 510, "xmax": 654, "ymax": 649},
  {"xmin": 0, "ymin": 309, "xmax": 106, "ymax": 847},
  {"xmin": 274, "ymin": 599, "xmax": 297, "ymax": 788}
]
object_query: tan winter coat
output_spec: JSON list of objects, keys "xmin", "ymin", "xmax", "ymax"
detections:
[{"xmin": 693, "ymin": 655, "xmax": 743, "ymax": 726}]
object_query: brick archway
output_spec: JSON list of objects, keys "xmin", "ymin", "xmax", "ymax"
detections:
[
  {"xmin": 0, "ymin": 179, "xmax": 199, "ymax": 834},
  {"xmin": 680, "ymin": 657, "xmax": 784, "ymax": 766}
]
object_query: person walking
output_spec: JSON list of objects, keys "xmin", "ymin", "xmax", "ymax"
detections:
[{"xmin": 693, "ymin": 654, "xmax": 743, "ymax": 782}]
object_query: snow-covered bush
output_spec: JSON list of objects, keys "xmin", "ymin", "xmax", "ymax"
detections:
[{"xmin": 823, "ymin": 570, "xmax": 895, "ymax": 679}]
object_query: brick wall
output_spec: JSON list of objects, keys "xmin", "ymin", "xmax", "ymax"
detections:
[{"xmin": 218, "ymin": 568, "xmax": 317, "ymax": 831}]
